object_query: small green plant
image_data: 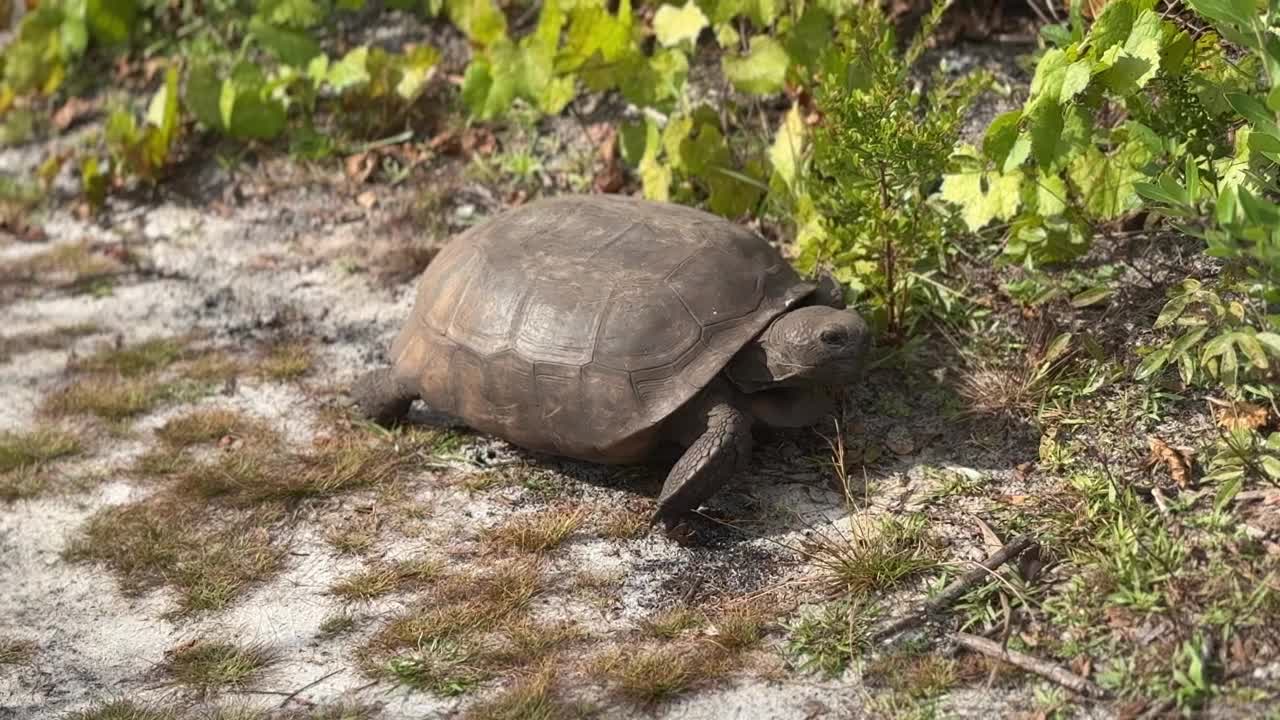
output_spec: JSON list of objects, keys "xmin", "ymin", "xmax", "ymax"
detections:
[
  {"xmin": 386, "ymin": 638, "xmax": 481, "ymax": 696},
  {"xmin": 785, "ymin": 598, "xmax": 876, "ymax": 678},
  {"xmin": 164, "ymin": 638, "xmax": 276, "ymax": 693},
  {"xmin": 800, "ymin": 1, "xmax": 989, "ymax": 340}
]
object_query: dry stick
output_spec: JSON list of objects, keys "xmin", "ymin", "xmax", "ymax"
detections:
[
  {"xmin": 871, "ymin": 534, "xmax": 1035, "ymax": 642},
  {"xmin": 953, "ymin": 632, "xmax": 1110, "ymax": 700},
  {"xmin": 278, "ymin": 668, "xmax": 344, "ymax": 708}
]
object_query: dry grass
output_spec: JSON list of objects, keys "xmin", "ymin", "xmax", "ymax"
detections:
[
  {"xmin": 180, "ymin": 351, "xmax": 243, "ymax": 383},
  {"xmin": 0, "ymin": 243, "xmax": 120, "ymax": 287},
  {"xmin": 155, "ymin": 408, "xmax": 271, "ymax": 448},
  {"xmin": 593, "ymin": 642, "xmax": 726, "ymax": 705},
  {"xmin": 0, "ymin": 426, "xmax": 81, "ymax": 473},
  {"xmin": 953, "ymin": 320, "xmax": 1071, "ymax": 420},
  {"xmin": 64, "ymin": 498, "xmax": 284, "ymax": 613},
  {"xmin": 164, "ymin": 638, "xmax": 276, "ymax": 693},
  {"xmin": 131, "ymin": 446, "xmax": 188, "ymax": 477},
  {"xmin": 0, "ymin": 637, "xmax": 35, "ymax": 664},
  {"xmin": 75, "ymin": 337, "xmax": 187, "ymax": 377},
  {"xmin": 259, "ymin": 341, "xmax": 314, "ymax": 380},
  {"xmin": 0, "ymin": 323, "xmax": 98, "ymax": 363},
  {"xmin": 464, "ymin": 665, "xmax": 590, "ymax": 720},
  {"xmin": 64, "ymin": 701, "xmax": 177, "ymax": 720},
  {"xmin": 642, "ymin": 606, "xmax": 705, "ymax": 639},
  {"xmin": 594, "ymin": 506, "xmax": 649, "ymax": 539},
  {"xmin": 863, "ymin": 646, "xmax": 959, "ymax": 700},
  {"xmin": 478, "ymin": 620, "xmax": 583, "ymax": 670},
  {"xmin": 178, "ymin": 436, "xmax": 402, "ymax": 504},
  {"xmin": 318, "ymin": 613, "xmax": 357, "ymax": 638},
  {"xmin": 485, "ymin": 505, "xmax": 585, "ymax": 553},
  {"xmin": 0, "ymin": 465, "xmax": 49, "ymax": 501},
  {"xmin": 330, "ymin": 556, "xmax": 441, "ymax": 601},
  {"xmin": 42, "ymin": 377, "xmax": 163, "ymax": 420},
  {"xmin": 709, "ymin": 600, "xmax": 775, "ymax": 651},
  {"xmin": 323, "ymin": 513, "xmax": 381, "ymax": 555}
]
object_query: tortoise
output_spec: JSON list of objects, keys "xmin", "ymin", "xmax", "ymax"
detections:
[{"xmin": 352, "ymin": 194, "xmax": 870, "ymax": 525}]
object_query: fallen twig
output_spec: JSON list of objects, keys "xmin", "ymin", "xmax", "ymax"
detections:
[
  {"xmin": 872, "ymin": 534, "xmax": 1035, "ymax": 642},
  {"xmin": 953, "ymin": 632, "xmax": 1109, "ymax": 700},
  {"xmin": 279, "ymin": 668, "xmax": 344, "ymax": 708}
]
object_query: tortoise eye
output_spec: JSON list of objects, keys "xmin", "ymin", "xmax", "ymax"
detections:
[{"xmin": 820, "ymin": 329, "xmax": 846, "ymax": 346}]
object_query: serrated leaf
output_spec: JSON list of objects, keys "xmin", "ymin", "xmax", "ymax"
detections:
[
  {"xmin": 722, "ymin": 35, "xmax": 788, "ymax": 95},
  {"xmin": 939, "ymin": 168, "xmax": 1022, "ymax": 232},
  {"xmin": 1060, "ymin": 59, "xmax": 1091, "ymax": 102},
  {"xmin": 328, "ymin": 46, "xmax": 371, "ymax": 91},
  {"xmin": 1029, "ymin": 47, "xmax": 1068, "ymax": 100},
  {"xmin": 1102, "ymin": 9, "xmax": 1162, "ymax": 95},
  {"xmin": 395, "ymin": 45, "xmax": 441, "ymax": 100},
  {"xmin": 446, "ymin": 0, "xmax": 507, "ymax": 47},
  {"xmin": 982, "ymin": 110, "xmax": 1021, "ymax": 165},
  {"xmin": 1067, "ymin": 141, "xmax": 1149, "ymax": 219},
  {"xmin": 1089, "ymin": 0, "xmax": 1135, "ymax": 52},
  {"xmin": 653, "ymin": 2, "xmax": 708, "ymax": 47},
  {"xmin": 1028, "ymin": 98, "xmax": 1064, "ymax": 169}
]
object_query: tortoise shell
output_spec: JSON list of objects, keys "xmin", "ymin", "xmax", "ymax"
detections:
[{"xmin": 388, "ymin": 194, "xmax": 817, "ymax": 463}]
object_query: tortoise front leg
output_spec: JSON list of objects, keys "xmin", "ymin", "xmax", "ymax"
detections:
[
  {"xmin": 654, "ymin": 390, "xmax": 754, "ymax": 524},
  {"xmin": 351, "ymin": 368, "xmax": 418, "ymax": 426}
]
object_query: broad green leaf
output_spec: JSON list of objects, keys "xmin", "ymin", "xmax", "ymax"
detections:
[
  {"xmin": 249, "ymin": 17, "xmax": 322, "ymax": 67},
  {"xmin": 395, "ymin": 45, "xmax": 441, "ymax": 101},
  {"xmin": 1263, "ymin": 456, "xmax": 1280, "ymax": 480},
  {"xmin": 1029, "ymin": 48, "xmax": 1068, "ymax": 100},
  {"xmin": 1035, "ymin": 174, "xmax": 1068, "ymax": 215},
  {"xmin": 1185, "ymin": 0, "xmax": 1254, "ymax": 28},
  {"xmin": 460, "ymin": 51, "xmax": 514, "ymax": 120},
  {"xmin": 446, "ymin": 0, "xmax": 507, "ymax": 47},
  {"xmin": 1162, "ymin": 29, "xmax": 1193, "ymax": 74},
  {"xmin": 721, "ymin": 35, "xmax": 789, "ymax": 95},
  {"xmin": 1236, "ymin": 332, "xmax": 1269, "ymax": 368},
  {"xmin": 1256, "ymin": 332, "xmax": 1280, "ymax": 356},
  {"xmin": 939, "ymin": 167, "xmax": 1022, "ymax": 231},
  {"xmin": 1089, "ymin": 0, "xmax": 1135, "ymax": 52},
  {"xmin": 1071, "ymin": 286, "xmax": 1112, "ymax": 307},
  {"xmin": 1248, "ymin": 131, "xmax": 1280, "ymax": 154},
  {"xmin": 981, "ymin": 110, "xmax": 1021, "ymax": 165},
  {"xmin": 184, "ymin": 62, "xmax": 224, "ymax": 131},
  {"xmin": 328, "ymin": 46, "xmax": 372, "ymax": 91},
  {"xmin": 257, "ymin": 0, "xmax": 327, "ymax": 27},
  {"xmin": 86, "ymin": 0, "xmax": 135, "ymax": 45},
  {"xmin": 1201, "ymin": 331, "xmax": 1235, "ymax": 359},
  {"xmin": 653, "ymin": 2, "xmax": 708, "ymax": 48},
  {"xmin": 1067, "ymin": 141, "xmax": 1148, "ymax": 219},
  {"xmin": 1227, "ymin": 92, "xmax": 1279, "ymax": 132},
  {"xmin": 1028, "ymin": 98, "xmax": 1064, "ymax": 169},
  {"xmin": 1060, "ymin": 60, "xmax": 1091, "ymax": 102},
  {"xmin": 1170, "ymin": 327, "xmax": 1209, "ymax": 356},
  {"xmin": 1110, "ymin": 9, "xmax": 1163, "ymax": 94},
  {"xmin": 786, "ymin": 6, "xmax": 832, "ymax": 68}
]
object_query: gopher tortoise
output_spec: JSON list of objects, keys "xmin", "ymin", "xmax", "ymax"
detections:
[{"xmin": 352, "ymin": 194, "xmax": 870, "ymax": 525}]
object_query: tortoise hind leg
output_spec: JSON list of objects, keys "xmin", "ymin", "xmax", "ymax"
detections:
[
  {"xmin": 653, "ymin": 392, "xmax": 754, "ymax": 526},
  {"xmin": 351, "ymin": 368, "xmax": 417, "ymax": 426}
]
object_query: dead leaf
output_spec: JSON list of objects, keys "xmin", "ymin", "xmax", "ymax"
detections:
[
  {"xmin": 1070, "ymin": 654, "xmax": 1092, "ymax": 680},
  {"xmin": 506, "ymin": 189, "xmax": 528, "ymax": 206},
  {"xmin": 52, "ymin": 97, "xmax": 100, "ymax": 131},
  {"xmin": 1144, "ymin": 436, "xmax": 1195, "ymax": 489},
  {"xmin": 1212, "ymin": 400, "xmax": 1271, "ymax": 432},
  {"xmin": 345, "ymin": 152, "xmax": 376, "ymax": 184},
  {"xmin": 593, "ymin": 125, "xmax": 624, "ymax": 194},
  {"xmin": 356, "ymin": 191, "xmax": 377, "ymax": 209},
  {"xmin": 461, "ymin": 128, "xmax": 497, "ymax": 158},
  {"xmin": 429, "ymin": 129, "xmax": 460, "ymax": 154},
  {"xmin": 972, "ymin": 515, "xmax": 1003, "ymax": 555}
]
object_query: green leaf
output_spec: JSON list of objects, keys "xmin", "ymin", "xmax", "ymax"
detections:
[
  {"xmin": 1136, "ymin": 347, "xmax": 1171, "ymax": 380},
  {"xmin": 1256, "ymin": 332, "xmax": 1280, "ymax": 357},
  {"xmin": 786, "ymin": 6, "xmax": 832, "ymax": 68},
  {"xmin": 981, "ymin": 110, "xmax": 1021, "ymax": 166},
  {"xmin": 1236, "ymin": 332, "xmax": 1269, "ymax": 368},
  {"xmin": 446, "ymin": 0, "xmax": 508, "ymax": 47},
  {"xmin": 1185, "ymin": 0, "xmax": 1254, "ymax": 28},
  {"xmin": 257, "ymin": 0, "xmax": 327, "ymax": 28},
  {"xmin": 395, "ymin": 45, "xmax": 441, "ymax": 101},
  {"xmin": 1106, "ymin": 9, "xmax": 1163, "ymax": 94},
  {"xmin": 460, "ymin": 52, "xmax": 513, "ymax": 120},
  {"xmin": 769, "ymin": 103, "xmax": 805, "ymax": 192},
  {"xmin": 1227, "ymin": 92, "xmax": 1279, "ymax": 132},
  {"xmin": 1264, "ymin": 456, "xmax": 1280, "ymax": 480},
  {"xmin": 1060, "ymin": 59, "xmax": 1091, "ymax": 102},
  {"xmin": 1028, "ymin": 98, "xmax": 1064, "ymax": 170},
  {"xmin": 1029, "ymin": 47, "xmax": 1068, "ymax": 100},
  {"xmin": 328, "ymin": 46, "xmax": 372, "ymax": 91},
  {"xmin": 1154, "ymin": 294, "xmax": 1191, "ymax": 329},
  {"xmin": 184, "ymin": 62, "xmax": 225, "ymax": 131},
  {"xmin": 1248, "ymin": 130, "xmax": 1280, "ymax": 154},
  {"xmin": 1088, "ymin": 0, "xmax": 1135, "ymax": 52},
  {"xmin": 249, "ymin": 17, "xmax": 322, "ymax": 67},
  {"xmin": 1071, "ymin": 286, "xmax": 1112, "ymax": 307},
  {"xmin": 939, "ymin": 167, "xmax": 1022, "ymax": 232},
  {"xmin": 1067, "ymin": 141, "xmax": 1149, "ymax": 219},
  {"xmin": 1213, "ymin": 473, "xmax": 1241, "ymax": 513},
  {"xmin": 653, "ymin": 2, "xmax": 708, "ymax": 47},
  {"xmin": 721, "ymin": 35, "xmax": 789, "ymax": 95},
  {"xmin": 86, "ymin": 0, "xmax": 135, "ymax": 45}
]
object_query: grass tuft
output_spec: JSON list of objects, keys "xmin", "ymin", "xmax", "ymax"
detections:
[
  {"xmin": 65, "ymin": 700, "xmax": 177, "ymax": 720},
  {"xmin": 863, "ymin": 645, "xmax": 959, "ymax": 700},
  {"xmin": 164, "ymin": 638, "xmax": 276, "ymax": 693},
  {"xmin": 464, "ymin": 666, "xmax": 589, "ymax": 720},
  {"xmin": 802, "ymin": 513, "xmax": 940, "ymax": 594},
  {"xmin": 0, "ymin": 323, "xmax": 98, "ymax": 363},
  {"xmin": 330, "ymin": 557, "xmax": 441, "ymax": 601},
  {"xmin": 642, "ymin": 606, "xmax": 704, "ymax": 639},
  {"xmin": 156, "ymin": 408, "xmax": 269, "ymax": 448},
  {"xmin": 485, "ymin": 506, "xmax": 584, "ymax": 553},
  {"xmin": 0, "ymin": 637, "xmax": 35, "ymax": 664},
  {"xmin": 594, "ymin": 643, "xmax": 725, "ymax": 705},
  {"xmin": 710, "ymin": 601, "xmax": 774, "ymax": 651},
  {"xmin": 384, "ymin": 638, "xmax": 482, "ymax": 696},
  {"xmin": 76, "ymin": 337, "xmax": 186, "ymax": 377},
  {"xmin": 42, "ymin": 377, "xmax": 162, "ymax": 420},
  {"xmin": 0, "ymin": 465, "xmax": 48, "ymax": 501},
  {"xmin": 0, "ymin": 426, "xmax": 81, "ymax": 473},
  {"xmin": 318, "ymin": 613, "xmax": 358, "ymax": 638},
  {"xmin": 179, "ymin": 436, "xmax": 401, "ymax": 504},
  {"xmin": 260, "ymin": 341, "xmax": 314, "ymax": 380},
  {"xmin": 65, "ymin": 499, "xmax": 283, "ymax": 613}
]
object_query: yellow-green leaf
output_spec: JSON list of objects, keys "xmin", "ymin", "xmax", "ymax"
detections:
[
  {"xmin": 721, "ymin": 35, "xmax": 788, "ymax": 95},
  {"xmin": 653, "ymin": 2, "xmax": 708, "ymax": 48}
]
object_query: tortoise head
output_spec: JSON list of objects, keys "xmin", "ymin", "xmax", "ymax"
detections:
[{"xmin": 726, "ymin": 304, "xmax": 871, "ymax": 393}]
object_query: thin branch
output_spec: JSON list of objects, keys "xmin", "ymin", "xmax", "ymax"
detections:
[
  {"xmin": 278, "ymin": 668, "xmax": 344, "ymax": 708},
  {"xmin": 872, "ymin": 535, "xmax": 1035, "ymax": 642},
  {"xmin": 953, "ymin": 632, "xmax": 1110, "ymax": 699}
]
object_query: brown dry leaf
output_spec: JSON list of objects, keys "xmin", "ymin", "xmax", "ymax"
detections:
[
  {"xmin": 461, "ymin": 128, "xmax": 497, "ymax": 158},
  {"xmin": 506, "ymin": 189, "xmax": 528, "ymax": 206},
  {"xmin": 52, "ymin": 97, "xmax": 100, "ymax": 131},
  {"xmin": 1213, "ymin": 400, "xmax": 1271, "ymax": 432},
  {"xmin": 999, "ymin": 494, "xmax": 1032, "ymax": 506},
  {"xmin": 356, "ymin": 191, "xmax": 377, "ymax": 209},
  {"xmin": 429, "ymin": 129, "xmax": 460, "ymax": 154},
  {"xmin": 1070, "ymin": 655, "xmax": 1093, "ymax": 680},
  {"xmin": 972, "ymin": 515, "xmax": 1003, "ymax": 556},
  {"xmin": 1144, "ymin": 436, "xmax": 1195, "ymax": 489},
  {"xmin": 593, "ymin": 125, "xmax": 624, "ymax": 194},
  {"xmin": 345, "ymin": 152, "xmax": 376, "ymax": 184}
]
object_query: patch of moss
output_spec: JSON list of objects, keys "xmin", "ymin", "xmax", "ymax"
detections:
[{"xmin": 164, "ymin": 638, "xmax": 276, "ymax": 693}]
